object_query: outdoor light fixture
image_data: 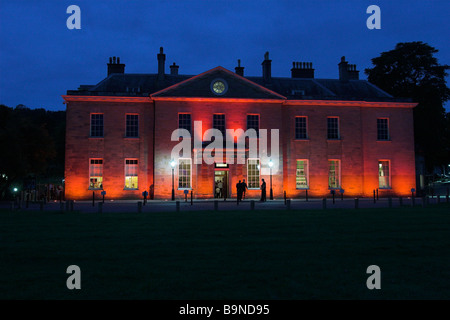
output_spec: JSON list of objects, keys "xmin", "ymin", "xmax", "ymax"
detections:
[
  {"xmin": 170, "ymin": 160, "xmax": 176, "ymax": 200},
  {"xmin": 269, "ymin": 159, "xmax": 273, "ymax": 200},
  {"xmin": 13, "ymin": 187, "xmax": 18, "ymax": 192}
]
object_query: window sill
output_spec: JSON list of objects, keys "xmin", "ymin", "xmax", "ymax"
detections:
[
  {"xmin": 294, "ymin": 138, "xmax": 310, "ymax": 141},
  {"xmin": 376, "ymin": 140, "xmax": 391, "ymax": 142},
  {"xmin": 89, "ymin": 136, "xmax": 104, "ymax": 139},
  {"xmin": 248, "ymin": 188, "xmax": 261, "ymax": 190},
  {"xmin": 327, "ymin": 139, "xmax": 341, "ymax": 141},
  {"xmin": 89, "ymin": 188, "xmax": 103, "ymax": 190},
  {"xmin": 378, "ymin": 187, "xmax": 392, "ymax": 190},
  {"xmin": 124, "ymin": 136, "xmax": 140, "ymax": 139},
  {"xmin": 296, "ymin": 188, "xmax": 309, "ymax": 190},
  {"xmin": 124, "ymin": 188, "xmax": 138, "ymax": 191},
  {"xmin": 178, "ymin": 188, "xmax": 192, "ymax": 191}
]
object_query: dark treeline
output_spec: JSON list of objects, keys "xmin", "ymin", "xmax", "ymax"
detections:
[{"xmin": 0, "ymin": 104, "xmax": 65, "ymax": 200}]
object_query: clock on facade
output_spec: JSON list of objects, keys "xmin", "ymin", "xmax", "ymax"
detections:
[{"xmin": 211, "ymin": 79, "xmax": 228, "ymax": 95}]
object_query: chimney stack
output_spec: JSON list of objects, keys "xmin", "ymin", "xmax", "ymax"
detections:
[
  {"xmin": 170, "ymin": 62, "xmax": 179, "ymax": 75},
  {"xmin": 338, "ymin": 57, "xmax": 359, "ymax": 81},
  {"xmin": 235, "ymin": 59, "xmax": 244, "ymax": 76},
  {"xmin": 107, "ymin": 56, "xmax": 125, "ymax": 76},
  {"xmin": 157, "ymin": 47, "xmax": 166, "ymax": 80},
  {"xmin": 262, "ymin": 51, "xmax": 272, "ymax": 83},
  {"xmin": 338, "ymin": 56, "xmax": 349, "ymax": 82},
  {"xmin": 347, "ymin": 63, "xmax": 359, "ymax": 80},
  {"xmin": 291, "ymin": 61, "xmax": 314, "ymax": 78}
]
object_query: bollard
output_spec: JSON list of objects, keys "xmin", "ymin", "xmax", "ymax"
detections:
[
  {"xmin": 354, "ymin": 198, "xmax": 359, "ymax": 209},
  {"xmin": 190, "ymin": 190, "xmax": 193, "ymax": 205},
  {"xmin": 250, "ymin": 200, "xmax": 255, "ymax": 210},
  {"xmin": 176, "ymin": 201, "xmax": 180, "ymax": 212},
  {"xmin": 412, "ymin": 195, "xmax": 415, "ymax": 207},
  {"xmin": 185, "ymin": 192, "xmax": 188, "ymax": 203},
  {"xmin": 92, "ymin": 191, "xmax": 95, "ymax": 207},
  {"xmin": 332, "ymin": 191, "xmax": 335, "ymax": 204},
  {"xmin": 98, "ymin": 202, "xmax": 103, "ymax": 213},
  {"xmin": 437, "ymin": 195, "xmax": 441, "ymax": 204},
  {"xmin": 388, "ymin": 197, "xmax": 392, "ymax": 208},
  {"xmin": 284, "ymin": 191, "xmax": 287, "ymax": 205},
  {"xmin": 322, "ymin": 198, "xmax": 327, "ymax": 210},
  {"xmin": 305, "ymin": 189, "xmax": 308, "ymax": 202},
  {"xmin": 214, "ymin": 200, "xmax": 218, "ymax": 211},
  {"xmin": 376, "ymin": 188, "xmax": 379, "ymax": 201},
  {"xmin": 70, "ymin": 200, "xmax": 74, "ymax": 212},
  {"xmin": 40, "ymin": 201, "xmax": 44, "ymax": 211},
  {"xmin": 399, "ymin": 197, "xmax": 403, "ymax": 206},
  {"xmin": 60, "ymin": 202, "xmax": 64, "ymax": 213},
  {"xmin": 137, "ymin": 201, "xmax": 142, "ymax": 213},
  {"xmin": 286, "ymin": 199, "xmax": 291, "ymax": 210},
  {"xmin": 373, "ymin": 190, "xmax": 376, "ymax": 203}
]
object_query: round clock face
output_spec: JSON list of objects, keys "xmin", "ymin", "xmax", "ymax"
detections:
[{"xmin": 211, "ymin": 79, "xmax": 228, "ymax": 95}]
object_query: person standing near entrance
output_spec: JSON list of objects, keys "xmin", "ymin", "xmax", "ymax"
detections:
[
  {"xmin": 218, "ymin": 180, "xmax": 223, "ymax": 198},
  {"xmin": 242, "ymin": 179, "xmax": 248, "ymax": 200},
  {"xmin": 236, "ymin": 180, "xmax": 242, "ymax": 202},
  {"xmin": 260, "ymin": 179, "xmax": 267, "ymax": 202}
]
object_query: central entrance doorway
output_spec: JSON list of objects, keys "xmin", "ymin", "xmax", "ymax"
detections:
[{"xmin": 214, "ymin": 170, "xmax": 229, "ymax": 199}]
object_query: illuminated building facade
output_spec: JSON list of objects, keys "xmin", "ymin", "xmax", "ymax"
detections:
[{"xmin": 63, "ymin": 48, "xmax": 416, "ymax": 200}]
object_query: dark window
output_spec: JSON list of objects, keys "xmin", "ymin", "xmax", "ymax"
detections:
[
  {"xmin": 90, "ymin": 114, "xmax": 103, "ymax": 137},
  {"xmin": 126, "ymin": 114, "xmax": 139, "ymax": 137},
  {"xmin": 327, "ymin": 117, "xmax": 339, "ymax": 139},
  {"xmin": 178, "ymin": 114, "xmax": 191, "ymax": 134},
  {"xmin": 295, "ymin": 117, "xmax": 308, "ymax": 139},
  {"xmin": 247, "ymin": 114, "xmax": 259, "ymax": 137},
  {"xmin": 213, "ymin": 114, "xmax": 225, "ymax": 136},
  {"xmin": 377, "ymin": 118, "xmax": 389, "ymax": 140}
]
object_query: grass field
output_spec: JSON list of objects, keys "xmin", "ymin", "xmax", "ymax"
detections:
[{"xmin": 1, "ymin": 204, "xmax": 449, "ymax": 299}]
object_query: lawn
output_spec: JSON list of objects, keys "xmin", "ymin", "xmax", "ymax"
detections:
[{"xmin": 1, "ymin": 204, "xmax": 449, "ymax": 299}]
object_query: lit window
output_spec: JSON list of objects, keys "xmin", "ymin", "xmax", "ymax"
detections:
[
  {"xmin": 125, "ymin": 159, "xmax": 138, "ymax": 189},
  {"xmin": 295, "ymin": 117, "xmax": 308, "ymax": 139},
  {"xmin": 90, "ymin": 114, "xmax": 104, "ymax": 137},
  {"xmin": 328, "ymin": 160, "xmax": 340, "ymax": 189},
  {"xmin": 377, "ymin": 118, "xmax": 389, "ymax": 140},
  {"xmin": 213, "ymin": 114, "xmax": 225, "ymax": 136},
  {"xmin": 179, "ymin": 114, "xmax": 192, "ymax": 134},
  {"xmin": 89, "ymin": 159, "xmax": 103, "ymax": 189},
  {"xmin": 178, "ymin": 158, "xmax": 191, "ymax": 189},
  {"xmin": 247, "ymin": 114, "xmax": 259, "ymax": 137},
  {"xmin": 247, "ymin": 159, "xmax": 260, "ymax": 189},
  {"xmin": 327, "ymin": 117, "xmax": 339, "ymax": 140},
  {"xmin": 296, "ymin": 160, "xmax": 309, "ymax": 189},
  {"xmin": 378, "ymin": 160, "xmax": 390, "ymax": 189},
  {"xmin": 126, "ymin": 114, "xmax": 139, "ymax": 137}
]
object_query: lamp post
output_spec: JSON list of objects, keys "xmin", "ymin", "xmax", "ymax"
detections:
[
  {"xmin": 269, "ymin": 159, "xmax": 273, "ymax": 200},
  {"xmin": 170, "ymin": 160, "xmax": 176, "ymax": 201}
]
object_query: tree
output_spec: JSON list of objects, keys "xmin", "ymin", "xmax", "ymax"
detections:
[
  {"xmin": 365, "ymin": 42, "xmax": 450, "ymax": 172},
  {"xmin": 0, "ymin": 105, "xmax": 65, "ymax": 199}
]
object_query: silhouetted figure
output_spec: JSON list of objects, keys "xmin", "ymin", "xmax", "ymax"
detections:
[
  {"xmin": 260, "ymin": 179, "xmax": 266, "ymax": 202},
  {"xmin": 242, "ymin": 179, "xmax": 248, "ymax": 199},
  {"xmin": 236, "ymin": 180, "xmax": 243, "ymax": 202}
]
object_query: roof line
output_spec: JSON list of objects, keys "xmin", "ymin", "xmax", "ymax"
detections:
[
  {"xmin": 150, "ymin": 66, "xmax": 287, "ymax": 99},
  {"xmin": 363, "ymin": 80, "xmax": 393, "ymax": 98}
]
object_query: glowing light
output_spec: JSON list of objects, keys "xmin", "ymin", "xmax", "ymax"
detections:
[
  {"xmin": 170, "ymin": 160, "xmax": 176, "ymax": 168},
  {"xmin": 13, "ymin": 187, "xmax": 18, "ymax": 192},
  {"xmin": 269, "ymin": 159, "xmax": 273, "ymax": 168}
]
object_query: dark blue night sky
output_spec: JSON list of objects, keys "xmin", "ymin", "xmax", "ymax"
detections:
[{"xmin": 1, "ymin": 0, "xmax": 449, "ymax": 111}]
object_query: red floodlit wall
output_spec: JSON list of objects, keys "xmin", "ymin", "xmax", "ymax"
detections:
[
  {"xmin": 153, "ymin": 99, "xmax": 284, "ymax": 200},
  {"xmin": 64, "ymin": 98, "xmax": 154, "ymax": 200},
  {"xmin": 64, "ymin": 96, "xmax": 416, "ymax": 200}
]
